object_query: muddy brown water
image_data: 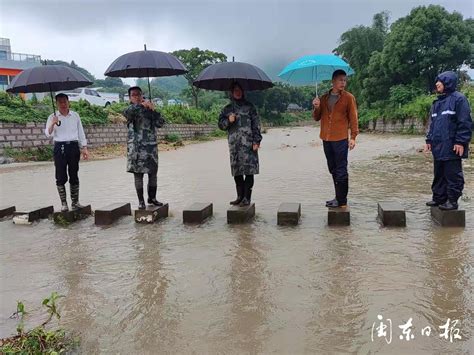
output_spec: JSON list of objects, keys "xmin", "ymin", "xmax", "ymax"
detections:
[{"xmin": 0, "ymin": 127, "xmax": 472, "ymax": 354}]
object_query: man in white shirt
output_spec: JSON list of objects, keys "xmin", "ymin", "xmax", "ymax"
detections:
[{"xmin": 45, "ymin": 93, "xmax": 89, "ymax": 211}]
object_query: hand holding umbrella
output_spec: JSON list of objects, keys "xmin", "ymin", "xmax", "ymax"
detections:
[{"xmin": 312, "ymin": 97, "xmax": 321, "ymax": 108}]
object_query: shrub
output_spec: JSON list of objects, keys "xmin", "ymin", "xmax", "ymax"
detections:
[
  {"xmin": 4, "ymin": 146, "xmax": 54, "ymax": 162},
  {"xmin": 164, "ymin": 133, "xmax": 182, "ymax": 142}
]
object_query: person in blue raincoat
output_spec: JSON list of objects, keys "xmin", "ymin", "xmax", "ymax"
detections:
[{"xmin": 425, "ymin": 71, "xmax": 472, "ymax": 210}]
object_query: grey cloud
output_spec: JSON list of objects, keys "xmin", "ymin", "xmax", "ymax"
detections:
[{"xmin": 1, "ymin": 0, "xmax": 472, "ymax": 79}]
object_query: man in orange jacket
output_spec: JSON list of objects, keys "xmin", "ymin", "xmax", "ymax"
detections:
[{"xmin": 312, "ymin": 69, "xmax": 359, "ymax": 208}]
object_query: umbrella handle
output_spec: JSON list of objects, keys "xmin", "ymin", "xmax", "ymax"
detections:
[{"xmin": 56, "ymin": 121, "xmax": 61, "ymax": 126}]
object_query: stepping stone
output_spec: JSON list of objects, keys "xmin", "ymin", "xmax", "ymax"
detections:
[
  {"xmin": 277, "ymin": 203, "xmax": 301, "ymax": 225},
  {"xmin": 431, "ymin": 207, "xmax": 465, "ymax": 227},
  {"xmin": 13, "ymin": 206, "xmax": 54, "ymax": 223},
  {"xmin": 95, "ymin": 203, "xmax": 131, "ymax": 226},
  {"xmin": 378, "ymin": 202, "xmax": 406, "ymax": 227},
  {"xmin": 328, "ymin": 206, "xmax": 350, "ymax": 226},
  {"xmin": 183, "ymin": 203, "xmax": 213, "ymax": 224},
  {"xmin": 135, "ymin": 204, "xmax": 169, "ymax": 224},
  {"xmin": 0, "ymin": 205, "xmax": 16, "ymax": 218},
  {"xmin": 227, "ymin": 203, "xmax": 255, "ymax": 224},
  {"xmin": 53, "ymin": 205, "xmax": 92, "ymax": 225}
]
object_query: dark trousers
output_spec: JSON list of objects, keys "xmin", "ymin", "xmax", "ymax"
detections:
[
  {"xmin": 54, "ymin": 141, "xmax": 80, "ymax": 186},
  {"xmin": 323, "ymin": 139, "xmax": 349, "ymax": 204},
  {"xmin": 432, "ymin": 159, "xmax": 464, "ymax": 203}
]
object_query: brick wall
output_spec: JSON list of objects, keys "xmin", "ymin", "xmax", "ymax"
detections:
[
  {"xmin": 368, "ymin": 117, "xmax": 426, "ymax": 134},
  {"xmin": 0, "ymin": 122, "xmax": 217, "ymax": 154}
]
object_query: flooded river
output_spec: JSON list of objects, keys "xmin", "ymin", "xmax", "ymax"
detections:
[{"xmin": 0, "ymin": 127, "xmax": 472, "ymax": 354}]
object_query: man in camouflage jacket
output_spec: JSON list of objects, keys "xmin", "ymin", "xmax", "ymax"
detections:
[{"xmin": 123, "ymin": 86, "xmax": 165, "ymax": 209}]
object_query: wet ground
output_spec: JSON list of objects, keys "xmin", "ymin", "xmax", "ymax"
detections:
[{"xmin": 0, "ymin": 127, "xmax": 472, "ymax": 354}]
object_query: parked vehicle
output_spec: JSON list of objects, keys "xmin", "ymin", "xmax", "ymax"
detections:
[
  {"xmin": 167, "ymin": 98, "xmax": 188, "ymax": 107},
  {"xmin": 60, "ymin": 88, "xmax": 118, "ymax": 107}
]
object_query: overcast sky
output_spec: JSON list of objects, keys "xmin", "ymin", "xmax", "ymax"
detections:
[{"xmin": 1, "ymin": 0, "xmax": 472, "ymax": 81}]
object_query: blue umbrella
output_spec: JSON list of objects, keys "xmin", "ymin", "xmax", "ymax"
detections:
[{"xmin": 278, "ymin": 54, "xmax": 354, "ymax": 96}]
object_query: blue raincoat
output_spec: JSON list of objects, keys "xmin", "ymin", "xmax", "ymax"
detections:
[{"xmin": 426, "ymin": 71, "xmax": 472, "ymax": 161}]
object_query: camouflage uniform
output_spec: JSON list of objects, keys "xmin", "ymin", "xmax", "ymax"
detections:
[
  {"xmin": 123, "ymin": 104, "xmax": 165, "ymax": 174},
  {"xmin": 218, "ymin": 99, "xmax": 262, "ymax": 176}
]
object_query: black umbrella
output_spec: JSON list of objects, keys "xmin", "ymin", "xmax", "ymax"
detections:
[
  {"xmin": 104, "ymin": 44, "xmax": 187, "ymax": 100},
  {"xmin": 7, "ymin": 64, "xmax": 93, "ymax": 126},
  {"xmin": 193, "ymin": 61, "xmax": 274, "ymax": 91}
]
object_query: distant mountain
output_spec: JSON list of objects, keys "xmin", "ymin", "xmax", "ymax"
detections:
[
  {"xmin": 44, "ymin": 59, "xmax": 95, "ymax": 82},
  {"xmin": 152, "ymin": 76, "xmax": 188, "ymax": 95}
]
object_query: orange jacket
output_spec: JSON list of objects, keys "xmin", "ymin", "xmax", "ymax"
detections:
[{"xmin": 312, "ymin": 90, "xmax": 359, "ymax": 141}]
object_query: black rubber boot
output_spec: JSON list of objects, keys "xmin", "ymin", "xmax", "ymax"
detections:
[
  {"xmin": 136, "ymin": 187, "xmax": 146, "ymax": 209},
  {"xmin": 340, "ymin": 180, "xmax": 349, "ymax": 206},
  {"xmin": 230, "ymin": 183, "xmax": 244, "ymax": 205},
  {"xmin": 327, "ymin": 180, "xmax": 347, "ymax": 208},
  {"xmin": 57, "ymin": 185, "xmax": 68, "ymax": 212},
  {"xmin": 147, "ymin": 185, "xmax": 163, "ymax": 206},
  {"xmin": 70, "ymin": 184, "xmax": 84, "ymax": 210},
  {"xmin": 239, "ymin": 185, "xmax": 252, "ymax": 207},
  {"xmin": 439, "ymin": 201, "xmax": 458, "ymax": 210}
]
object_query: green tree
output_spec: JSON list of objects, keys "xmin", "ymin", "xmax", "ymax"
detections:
[
  {"xmin": 381, "ymin": 5, "xmax": 473, "ymax": 92},
  {"xmin": 172, "ymin": 48, "xmax": 227, "ymax": 108},
  {"xmin": 136, "ymin": 78, "xmax": 169, "ymax": 100},
  {"xmin": 262, "ymin": 84, "xmax": 291, "ymax": 115},
  {"xmin": 94, "ymin": 77, "xmax": 124, "ymax": 88},
  {"xmin": 333, "ymin": 11, "xmax": 389, "ymax": 103},
  {"xmin": 334, "ymin": 12, "xmax": 388, "ymax": 71},
  {"xmin": 361, "ymin": 51, "xmax": 393, "ymax": 106}
]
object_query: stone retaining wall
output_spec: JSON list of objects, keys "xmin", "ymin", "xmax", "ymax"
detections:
[
  {"xmin": 0, "ymin": 122, "xmax": 217, "ymax": 154},
  {"xmin": 368, "ymin": 117, "xmax": 427, "ymax": 134}
]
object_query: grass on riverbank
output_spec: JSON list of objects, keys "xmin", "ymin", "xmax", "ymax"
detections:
[{"xmin": 0, "ymin": 292, "xmax": 78, "ymax": 354}]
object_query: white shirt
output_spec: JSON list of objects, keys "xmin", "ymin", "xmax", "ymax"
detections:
[{"xmin": 45, "ymin": 110, "xmax": 87, "ymax": 147}]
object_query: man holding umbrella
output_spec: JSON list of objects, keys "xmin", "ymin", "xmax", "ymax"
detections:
[
  {"xmin": 45, "ymin": 93, "xmax": 89, "ymax": 212},
  {"xmin": 104, "ymin": 45, "xmax": 187, "ymax": 210},
  {"xmin": 7, "ymin": 63, "xmax": 93, "ymax": 212},
  {"xmin": 123, "ymin": 86, "xmax": 165, "ymax": 209},
  {"xmin": 312, "ymin": 69, "xmax": 359, "ymax": 208}
]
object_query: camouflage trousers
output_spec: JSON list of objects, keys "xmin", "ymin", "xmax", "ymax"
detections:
[{"xmin": 127, "ymin": 142, "xmax": 158, "ymax": 174}]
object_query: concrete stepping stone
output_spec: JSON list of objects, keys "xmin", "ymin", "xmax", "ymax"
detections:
[
  {"xmin": 0, "ymin": 205, "xmax": 16, "ymax": 218},
  {"xmin": 53, "ymin": 205, "xmax": 92, "ymax": 224},
  {"xmin": 277, "ymin": 202, "xmax": 301, "ymax": 226},
  {"xmin": 183, "ymin": 203, "xmax": 213, "ymax": 224},
  {"xmin": 328, "ymin": 206, "xmax": 350, "ymax": 226},
  {"xmin": 95, "ymin": 203, "xmax": 131, "ymax": 226},
  {"xmin": 227, "ymin": 203, "xmax": 255, "ymax": 224},
  {"xmin": 378, "ymin": 202, "xmax": 406, "ymax": 227},
  {"xmin": 431, "ymin": 206, "xmax": 465, "ymax": 227},
  {"xmin": 135, "ymin": 204, "xmax": 169, "ymax": 224},
  {"xmin": 13, "ymin": 206, "xmax": 54, "ymax": 224}
]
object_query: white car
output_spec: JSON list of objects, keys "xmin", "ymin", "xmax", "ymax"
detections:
[{"xmin": 61, "ymin": 88, "xmax": 117, "ymax": 107}]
